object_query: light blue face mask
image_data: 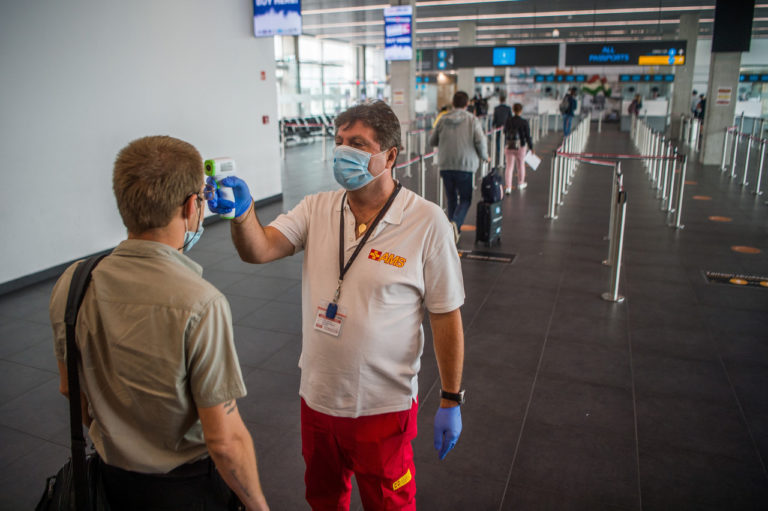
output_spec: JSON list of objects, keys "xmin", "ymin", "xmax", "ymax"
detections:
[
  {"xmin": 182, "ymin": 224, "xmax": 204, "ymax": 253},
  {"xmin": 181, "ymin": 200, "xmax": 204, "ymax": 253},
  {"xmin": 333, "ymin": 145, "xmax": 387, "ymax": 191}
]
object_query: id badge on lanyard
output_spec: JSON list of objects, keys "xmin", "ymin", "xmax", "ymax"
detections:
[{"xmin": 315, "ymin": 183, "xmax": 401, "ymax": 336}]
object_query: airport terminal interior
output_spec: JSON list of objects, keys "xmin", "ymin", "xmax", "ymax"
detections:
[{"xmin": 2, "ymin": 1, "xmax": 768, "ymax": 510}]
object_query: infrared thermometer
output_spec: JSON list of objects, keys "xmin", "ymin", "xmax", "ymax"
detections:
[{"xmin": 204, "ymin": 157, "xmax": 237, "ymax": 220}]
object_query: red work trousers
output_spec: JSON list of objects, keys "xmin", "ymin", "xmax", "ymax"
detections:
[{"xmin": 301, "ymin": 398, "xmax": 418, "ymax": 511}]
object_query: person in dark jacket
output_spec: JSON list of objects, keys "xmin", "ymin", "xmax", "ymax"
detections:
[
  {"xmin": 492, "ymin": 95, "xmax": 512, "ymax": 128},
  {"xmin": 563, "ymin": 87, "xmax": 578, "ymax": 136},
  {"xmin": 503, "ymin": 103, "xmax": 534, "ymax": 193},
  {"xmin": 492, "ymin": 95, "xmax": 512, "ymax": 162}
]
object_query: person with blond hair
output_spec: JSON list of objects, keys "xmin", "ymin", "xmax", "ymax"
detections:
[{"xmin": 50, "ymin": 135, "xmax": 270, "ymax": 511}]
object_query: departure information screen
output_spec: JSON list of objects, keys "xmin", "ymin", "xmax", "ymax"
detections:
[
  {"xmin": 418, "ymin": 44, "xmax": 558, "ymax": 71},
  {"xmin": 565, "ymin": 41, "xmax": 687, "ymax": 66}
]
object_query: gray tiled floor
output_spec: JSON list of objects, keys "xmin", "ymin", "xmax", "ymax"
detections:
[{"xmin": 1, "ymin": 125, "xmax": 768, "ymax": 510}]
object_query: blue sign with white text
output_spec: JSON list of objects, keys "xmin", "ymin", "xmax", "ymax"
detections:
[
  {"xmin": 384, "ymin": 5, "xmax": 413, "ymax": 61},
  {"xmin": 492, "ymin": 47, "xmax": 516, "ymax": 66},
  {"xmin": 253, "ymin": 0, "xmax": 301, "ymax": 37}
]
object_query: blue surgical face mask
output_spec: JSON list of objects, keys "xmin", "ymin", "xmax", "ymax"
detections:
[
  {"xmin": 182, "ymin": 224, "xmax": 204, "ymax": 253},
  {"xmin": 333, "ymin": 145, "xmax": 387, "ymax": 191},
  {"xmin": 181, "ymin": 200, "xmax": 204, "ymax": 253}
]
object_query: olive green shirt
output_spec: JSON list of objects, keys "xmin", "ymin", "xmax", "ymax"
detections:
[{"xmin": 50, "ymin": 239, "xmax": 246, "ymax": 473}]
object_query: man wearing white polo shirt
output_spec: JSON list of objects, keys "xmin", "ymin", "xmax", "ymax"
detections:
[{"xmin": 207, "ymin": 101, "xmax": 465, "ymax": 510}]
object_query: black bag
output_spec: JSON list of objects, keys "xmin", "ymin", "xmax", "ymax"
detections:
[
  {"xmin": 559, "ymin": 95, "xmax": 570, "ymax": 114},
  {"xmin": 475, "ymin": 201, "xmax": 503, "ymax": 245},
  {"xmin": 36, "ymin": 254, "xmax": 111, "ymax": 511},
  {"xmin": 506, "ymin": 128, "xmax": 521, "ymax": 150},
  {"xmin": 481, "ymin": 168, "xmax": 504, "ymax": 203}
]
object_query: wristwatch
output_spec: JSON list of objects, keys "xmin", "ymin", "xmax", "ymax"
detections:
[{"xmin": 440, "ymin": 389, "xmax": 466, "ymax": 405}]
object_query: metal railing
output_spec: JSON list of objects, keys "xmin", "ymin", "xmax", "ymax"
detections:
[
  {"xmin": 632, "ymin": 117, "xmax": 687, "ymax": 228},
  {"xmin": 679, "ymin": 114, "xmax": 702, "ymax": 151},
  {"xmin": 720, "ymin": 113, "xmax": 768, "ymax": 196},
  {"xmin": 545, "ymin": 117, "xmax": 590, "ymax": 219}
]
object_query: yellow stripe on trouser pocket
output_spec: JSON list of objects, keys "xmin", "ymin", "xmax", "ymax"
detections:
[{"xmin": 392, "ymin": 469, "xmax": 412, "ymax": 491}]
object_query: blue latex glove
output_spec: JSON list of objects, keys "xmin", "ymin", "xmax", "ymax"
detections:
[
  {"xmin": 433, "ymin": 406, "xmax": 462, "ymax": 460},
  {"xmin": 205, "ymin": 176, "xmax": 252, "ymax": 217}
]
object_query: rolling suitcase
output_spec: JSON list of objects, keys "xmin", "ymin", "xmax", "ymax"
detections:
[{"xmin": 475, "ymin": 201, "xmax": 502, "ymax": 245}]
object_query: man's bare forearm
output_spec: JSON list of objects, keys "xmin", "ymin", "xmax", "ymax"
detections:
[
  {"xmin": 429, "ymin": 309, "xmax": 465, "ymax": 406},
  {"xmin": 230, "ymin": 206, "xmax": 293, "ymax": 264},
  {"xmin": 207, "ymin": 402, "xmax": 269, "ymax": 510}
]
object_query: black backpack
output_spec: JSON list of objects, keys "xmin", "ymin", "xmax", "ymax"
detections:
[
  {"xmin": 506, "ymin": 128, "xmax": 521, "ymax": 150},
  {"xmin": 481, "ymin": 169, "xmax": 504, "ymax": 203}
]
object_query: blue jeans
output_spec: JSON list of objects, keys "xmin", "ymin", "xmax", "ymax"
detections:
[
  {"xmin": 440, "ymin": 170, "xmax": 473, "ymax": 229},
  {"xmin": 563, "ymin": 114, "xmax": 573, "ymax": 136}
]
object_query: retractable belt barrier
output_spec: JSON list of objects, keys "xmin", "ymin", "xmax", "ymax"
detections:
[{"xmin": 720, "ymin": 113, "xmax": 768, "ymax": 198}]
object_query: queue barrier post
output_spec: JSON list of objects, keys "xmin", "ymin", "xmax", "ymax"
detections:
[
  {"xmin": 742, "ymin": 133, "xmax": 753, "ymax": 187},
  {"xmin": 601, "ymin": 190, "xmax": 627, "ymax": 303},
  {"xmin": 660, "ymin": 139, "xmax": 672, "ymax": 203},
  {"xmin": 604, "ymin": 161, "xmax": 621, "ymax": 248},
  {"xmin": 665, "ymin": 153, "xmax": 678, "ymax": 213},
  {"xmin": 670, "ymin": 154, "xmax": 688, "ymax": 230},
  {"xmin": 546, "ymin": 153, "xmax": 559, "ymax": 219},
  {"xmin": 730, "ymin": 130, "xmax": 740, "ymax": 180},
  {"xmin": 721, "ymin": 127, "xmax": 731, "ymax": 172},
  {"xmin": 754, "ymin": 139, "xmax": 766, "ymax": 196}
]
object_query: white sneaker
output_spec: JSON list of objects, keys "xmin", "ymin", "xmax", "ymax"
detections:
[
  {"xmin": 451, "ymin": 221, "xmax": 460, "ymax": 244},
  {"xmin": 518, "ymin": 182, "xmax": 528, "ymax": 190},
  {"xmin": 505, "ymin": 187, "xmax": 512, "ymax": 195}
]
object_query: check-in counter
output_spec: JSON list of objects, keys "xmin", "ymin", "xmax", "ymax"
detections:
[{"xmin": 620, "ymin": 99, "xmax": 668, "ymax": 132}]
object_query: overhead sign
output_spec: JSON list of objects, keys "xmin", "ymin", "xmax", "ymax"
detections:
[
  {"xmin": 384, "ymin": 5, "xmax": 413, "ymax": 61},
  {"xmin": 253, "ymin": 0, "xmax": 301, "ymax": 37},
  {"xmin": 619, "ymin": 74, "xmax": 675, "ymax": 82},
  {"xmin": 566, "ymin": 41, "xmax": 686, "ymax": 66},
  {"xmin": 740, "ymin": 74, "xmax": 768, "ymax": 82},
  {"xmin": 418, "ymin": 45, "xmax": 558, "ymax": 71},
  {"xmin": 475, "ymin": 76, "xmax": 505, "ymax": 83},
  {"xmin": 534, "ymin": 74, "xmax": 588, "ymax": 83}
]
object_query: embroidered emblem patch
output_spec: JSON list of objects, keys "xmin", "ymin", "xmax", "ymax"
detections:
[
  {"xmin": 392, "ymin": 468, "xmax": 412, "ymax": 491},
  {"xmin": 368, "ymin": 249, "xmax": 406, "ymax": 268}
]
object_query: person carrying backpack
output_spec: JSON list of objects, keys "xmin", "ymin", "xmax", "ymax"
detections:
[{"xmin": 504, "ymin": 103, "xmax": 534, "ymax": 193}]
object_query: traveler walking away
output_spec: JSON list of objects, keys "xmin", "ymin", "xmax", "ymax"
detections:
[
  {"xmin": 492, "ymin": 95, "xmax": 512, "ymax": 162},
  {"xmin": 690, "ymin": 90, "xmax": 699, "ymax": 116},
  {"xmin": 561, "ymin": 87, "xmax": 578, "ymax": 136},
  {"xmin": 207, "ymin": 101, "xmax": 466, "ymax": 510},
  {"xmin": 504, "ymin": 103, "xmax": 534, "ymax": 193},
  {"xmin": 695, "ymin": 94, "xmax": 706, "ymax": 120},
  {"xmin": 628, "ymin": 94, "xmax": 643, "ymax": 116},
  {"xmin": 429, "ymin": 90, "xmax": 490, "ymax": 242},
  {"xmin": 49, "ymin": 136, "xmax": 270, "ymax": 511}
]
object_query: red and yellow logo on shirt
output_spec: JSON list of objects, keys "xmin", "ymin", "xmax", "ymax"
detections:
[{"xmin": 368, "ymin": 248, "xmax": 406, "ymax": 268}]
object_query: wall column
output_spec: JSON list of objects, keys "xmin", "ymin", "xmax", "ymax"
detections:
[
  {"xmin": 457, "ymin": 21, "xmax": 476, "ymax": 95},
  {"xmin": 389, "ymin": 0, "xmax": 416, "ymax": 137},
  {"xmin": 670, "ymin": 13, "xmax": 699, "ymax": 139},
  {"xmin": 700, "ymin": 52, "xmax": 741, "ymax": 164}
]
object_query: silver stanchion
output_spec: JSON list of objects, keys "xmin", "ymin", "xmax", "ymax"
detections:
[
  {"xmin": 598, "ymin": 112, "xmax": 602, "ymax": 133},
  {"xmin": 742, "ymin": 133, "xmax": 753, "ymax": 187},
  {"xmin": 280, "ymin": 124, "xmax": 286, "ymax": 160},
  {"xmin": 665, "ymin": 153, "xmax": 678, "ymax": 213},
  {"xmin": 603, "ymin": 161, "xmax": 621, "ymax": 250},
  {"xmin": 419, "ymin": 155, "xmax": 426, "ymax": 198},
  {"xmin": 602, "ymin": 190, "xmax": 627, "ymax": 303},
  {"xmin": 659, "ymin": 140, "xmax": 671, "ymax": 201},
  {"xmin": 321, "ymin": 128, "xmax": 327, "ymax": 161},
  {"xmin": 679, "ymin": 114, "xmax": 686, "ymax": 141},
  {"xmin": 720, "ymin": 127, "xmax": 731, "ymax": 172},
  {"xmin": 546, "ymin": 153, "xmax": 559, "ymax": 219},
  {"xmin": 730, "ymin": 131, "xmax": 740, "ymax": 179},
  {"xmin": 754, "ymin": 139, "xmax": 766, "ymax": 196},
  {"xmin": 670, "ymin": 154, "xmax": 687, "ymax": 229}
]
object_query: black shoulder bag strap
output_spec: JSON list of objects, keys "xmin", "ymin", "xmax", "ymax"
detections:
[{"xmin": 64, "ymin": 253, "xmax": 108, "ymax": 511}]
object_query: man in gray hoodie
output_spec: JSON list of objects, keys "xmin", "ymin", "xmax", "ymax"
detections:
[{"xmin": 429, "ymin": 91, "xmax": 489, "ymax": 243}]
